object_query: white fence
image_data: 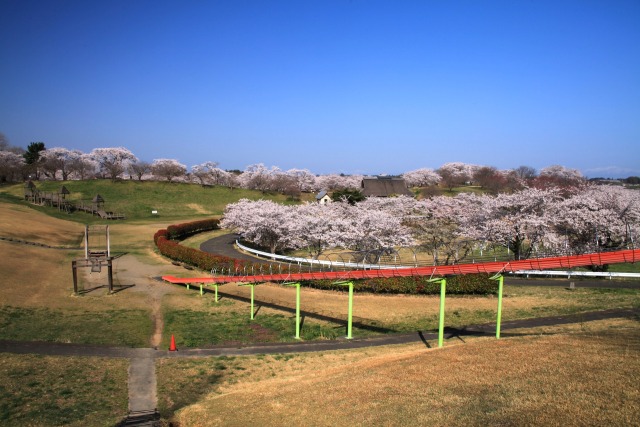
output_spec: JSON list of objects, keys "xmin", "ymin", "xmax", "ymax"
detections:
[
  {"xmin": 509, "ymin": 270, "xmax": 640, "ymax": 279},
  {"xmin": 235, "ymin": 240, "xmax": 400, "ymax": 270},
  {"xmin": 236, "ymin": 241, "xmax": 640, "ymax": 279}
]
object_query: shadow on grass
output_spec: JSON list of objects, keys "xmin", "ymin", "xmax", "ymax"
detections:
[{"xmin": 202, "ymin": 288, "xmax": 398, "ymax": 335}]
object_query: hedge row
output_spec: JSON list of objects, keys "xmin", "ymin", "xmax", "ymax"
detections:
[
  {"xmin": 154, "ymin": 220, "xmax": 496, "ymax": 295},
  {"xmin": 154, "ymin": 219, "xmax": 248, "ymax": 271},
  {"xmin": 166, "ymin": 218, "xmax": 222, "ymax": 240}
]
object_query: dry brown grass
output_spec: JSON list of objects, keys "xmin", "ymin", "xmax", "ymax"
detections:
[
  {"xmin": 167, "ymin": 281, "xmax": 635, "ymax": 330},
  {"xmin": 172, "ymin": 319, "xmax": 640, "ymax": 426},
  {"xmin": 0, "ymin": 203, "xmax": 84, "ymax": 246}
]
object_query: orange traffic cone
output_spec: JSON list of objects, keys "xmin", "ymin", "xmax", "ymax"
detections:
[{"xmin": 169, "ymin": 334, "xmax": 177, "ymax": 351}]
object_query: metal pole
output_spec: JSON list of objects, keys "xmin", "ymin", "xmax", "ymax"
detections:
[
  {"xmin": 496, "ymin": 275, "xmax": 504, "ymax": 339},
  {"xmin": 428, "ymin": 277, "xmax": 446, "ymax": 347},
  {"xmin": 72, "ymin": 260, "xmax": 78, "ymax": 295},
  {"xmin": 335, "ymin": 281, "xmax": 354, "ymax": 339},
  {"xmin": 296, "ymin": 283, "xmax": 301, "ymax": 339},
  {"xmin": 490, "ymin": 274, "xmax": 504, "ymax": 339},
  {"xmin": 214, "ymin": 284, "xmax": 218, "ymax": 302},
  {"xmin": 106, "ymin": 225, "xmax": 110, "ymax": 258},
  {"xmin": 250, "ymin": 285, "xmax": 255, "ymax": 320},
  {"xmin": 107, "ymin": 258, "xmax": 113, "ymax": 294},
  {"xmin": 347, "ymin": 282, "xmax": 353, "ymax": 339},
  {"xmin": 284, "ymin": 282, "xmax": 301, "ymax": 339},
  {"xmin": 84, "ymin": 225, "xmax": 89, "ymax": 259},
  {"xmin": 438, "ymin": 279, "xmax": 446, "ymax": 347},
  {"xmin": 199, "ymin": 283, "xmax": 203, "ymax": 296}
]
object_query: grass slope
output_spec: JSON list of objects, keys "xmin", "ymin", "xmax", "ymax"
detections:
[
  {"xmin": 0, "ymin": 180, "xmax": 296, "ymax": 222},
  {"xmin": 164, "ymin": 319, "xmax": 640, "ymax": 426}
]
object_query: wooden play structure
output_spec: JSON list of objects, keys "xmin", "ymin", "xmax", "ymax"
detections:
[
  {"xmin": 71, "ymin": 225, "xmax": 115, "ymax": 294},
  {"xmin": 24, "ymin": 182, "xmax": 125, "ymax": 219}
]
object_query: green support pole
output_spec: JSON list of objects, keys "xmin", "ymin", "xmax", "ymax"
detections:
[
  {"xmin": 199, "ymin": 283, "xmax": 203, "ymax": 296},
  {"xmin": 214, "ymin": 284, "xmax": 219, "ymax": 303},
  {"xmin": 240, "ymin": 284, "xmax": 256, "ymax": 320},
  {"xmin": 335, "ymin": 281, "xmax": 354, "ymax": 339},
  {"xmin": 284, "ymin": 283, "xmax": 301, "ymax": 339},
  {"xmin": 428, "ymin": 277, "xmax": 447, "ymax": 348},
  {"xmin": 186, "ymin": 283, "xmax": 190, "ymax": 290},
  {"xmin": 490, "ymin": 274, "xmax": 504, "ymax": 339},
  {"xmin": 250, "ymin": 285, "xmax": 254, "ymax": 320},
  {"xmin": 438, "ymin": 279, "xmax": 446, "ymax": 347}
]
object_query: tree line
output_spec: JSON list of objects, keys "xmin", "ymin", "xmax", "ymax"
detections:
[
  {"xmin": 222, "ymin": 185, "xmax": 639, "ymax": 264},
  {"xmin": 2, "ymin": 136, "xmax": 637, "ymax": 197}
]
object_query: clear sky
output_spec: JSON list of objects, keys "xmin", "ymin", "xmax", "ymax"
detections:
[{"xmin": 1, "ymin": 1, "xmax": 639, "ymax": 177}]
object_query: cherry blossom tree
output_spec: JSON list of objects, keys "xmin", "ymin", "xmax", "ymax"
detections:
[
  {"xmin": 534, "ymin": 165, "xmax": 585, "ymax": 190},
  {"xmin": 410, "ymin": 196, "xmax": 476, "ymax": 264},
  {"xmin": 191, "ymin": 161, "xmax": 230, "ymax": 186},
  {"xmin": 68, "ymin": 154, "xmax": 98, "ymax": 180},
  {"xmin": 437, "ymin": 162, "xmax": 477, "ymax": 190},
  {"xmin": 129, "ymin": 161, "xmax": 151, "ymax": 181},
  {"xmin": 315, "ymin": 174, "xmax": 362, "ymax": 191},
  {"xmin": 267, "ymin": 170, "xmax": 300, "ymax": 198},
  {"xmin": 357, "ymin": 195, "xmax": 418, "ymax": 219},
  {"xmin": 40, "ymin": 147, "xmax": 82, "ymax": 180},
  {"xmin": 221, "ymin": 199, "xmax": 297, "ymax": 253},
  {"xmin": 457, "ymin": 188, "xmax": 561, "ymax": 259},
  {"xmin": 151, "ymin": 159, "xmax": 187, "ymax": 182},
  {"xmin": 550, "ymin": 185, "xmax": 640, "ymax": 253},
  {"xmin": 238, "ymin": 163, "xmax": 277, "ymax": 192},
  {"xmin": 288, "ymin": 202, "xmax": 345, "ymax": 258},
  {"xmin": 402, "ymin": 168, "xmax": 441, "ymax": 187},
  {"xmin": 342, "ymin": 204, "xmax": 415, "ymax": 252},
  {"xmin": 286, "ymin": 168, "xmax": 318, "ymax": 193},
  {"xmin": 90, "ymin": 147, "xmax": 138, "ymax": 181},
  {"xmin": 0, "ymin": 150, "xmax": 24, "ymax": 183}
]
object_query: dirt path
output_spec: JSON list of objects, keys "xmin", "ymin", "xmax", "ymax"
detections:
[
  {"xmin": 108, "ymin": 254, "xmax": 171, "ymax": 347},
  {"xmin": 87, "ymin": 253, "xmax": 172, "ymax": 419}
]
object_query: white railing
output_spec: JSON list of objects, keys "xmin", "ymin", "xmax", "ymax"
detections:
[
  {"xmin": 509, "ymin": 270, "xmax": 640, "ymax": 279},
  {"xmin": 235, "ymin": 240, "xmax": 401, "ymax": 270},
  {"xmin": 236, "ymin": 241, "xmax": 640, "ymax": 278}
]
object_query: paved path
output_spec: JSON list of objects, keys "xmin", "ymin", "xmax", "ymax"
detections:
[
  {"xmin": 128, "ymin": 349, "xmax": 157, "ymax": 413},
  {"xmin": 200, "ymin": 233, "xmax": 266, "ymax": 263},
  {"xmin": 2, "ymin": 307, "xmax": 638, "ymax": 359}
]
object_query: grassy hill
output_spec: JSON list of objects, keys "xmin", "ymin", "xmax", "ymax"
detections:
[{"xmin": 0, "ymin": 180, "xmax": 297, "ymax": 222}]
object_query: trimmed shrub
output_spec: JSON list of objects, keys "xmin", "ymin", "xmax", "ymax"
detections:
[{"xmin": 166, "ymin": 218, "xmax": 221, "ymax": 240}]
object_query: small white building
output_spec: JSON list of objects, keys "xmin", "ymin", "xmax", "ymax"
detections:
[{"xmin": 316, "ymin": 190, "xmax": 332, "ymax": 205}]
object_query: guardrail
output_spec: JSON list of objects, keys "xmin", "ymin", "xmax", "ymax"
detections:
[
  {"xmin": 510, "ymin": 270, "xmax": 640, "ymax": 279},
  {"xmin": 235, "ymin": 240, "xmax": 400, "ymax": 270},
  {"xmin": 237, "ymin": 240, "xmax": 640, "ymax": 279}
]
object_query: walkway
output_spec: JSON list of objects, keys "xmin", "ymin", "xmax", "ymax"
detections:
[
  {"xmin": 200, "ymin": 233, "xmax": 266, "ymax": 263},
  {"xmin": 1, "ymin": 308, "xmax": 637, "ymax": 358}
]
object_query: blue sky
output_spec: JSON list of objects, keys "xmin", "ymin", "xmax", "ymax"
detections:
[{"xmin": 1, "ymin": 1, "xmax": 639, "ymax": 177}]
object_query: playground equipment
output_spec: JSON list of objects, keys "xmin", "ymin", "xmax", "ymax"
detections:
[
  {"xmin": 71, "ymin": 225, "xmax": 115, "ymax": 294},
  {"xmin": 163, "ymin": 248, "xmax": 639, "ymax": 346},
  {"xmin": 24, "ymin": 182, "xmax": 126, "ymax": 219}
]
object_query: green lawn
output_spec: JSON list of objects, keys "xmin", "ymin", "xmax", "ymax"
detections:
[
  {"xmin": 0, "ymin": 354, "xmax": 128, "ymax": 426},
  {"xmin": 0, "ymin": 180, "xmax": 297, "ymax": 222},
  {"xmin": 0, "ymin": 306, "xmax": 152, "ymax": 347}
]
